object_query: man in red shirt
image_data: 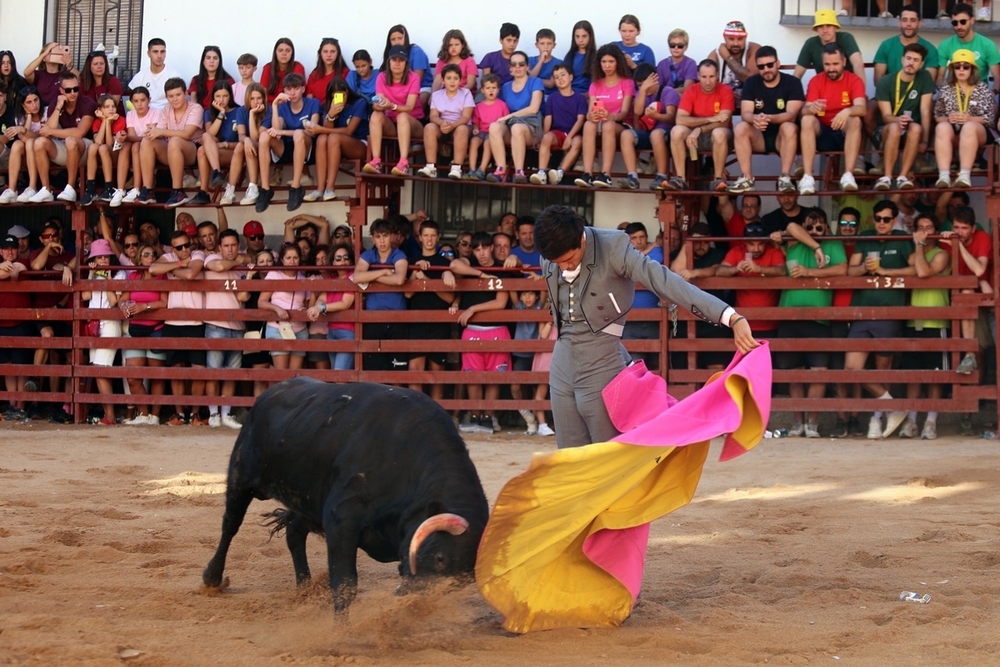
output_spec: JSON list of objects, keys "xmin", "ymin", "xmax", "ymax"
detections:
[
  {"xmin": 666, "ymin": 59, "xmax": 735, "ymax": 192},
  {"xmin": 799, "ymin": 43, "xmax": 866, "ymax": 195},
  {"xmin": 942, "ymin": 206, "xmax": 992, "ymax": 375},
  {"xmin": 716, "ymin": 193, "xmax": 761, "ymax": 248},
  {"xmin": 715, "ymin": 223, "xmax": 787, "ymax": 334}
]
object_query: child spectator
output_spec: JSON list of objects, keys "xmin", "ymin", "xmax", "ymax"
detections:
[
  {"xmin": 256, "ymin": 72, "xmax": 321, "ymax": 213},
  {"xmin": 511, "ymin": 289, "xmax": 541, "ymax": 433},
  {"xmin": 656, "ymin": 29, "xmax": 698, "ymax": 93},
  {"xmin": 221, "ymin": 83, "xmax": 267, "ymax": 206},
  {"xmin": 564, "ymin": 21, "xmax": 597, "ymax": 95},
  {"xmin": 576, "ymin": 44, "xmax": 635, "ymax": 188},
  {"xmin": 260, "ymin": 38, "xmax": 305, "ymax": 104},
  {"xmin": 418, "ymin": 64, "xmax": 473, "ymax": 180},
  {"xmin": 136, "ymin": 76, "xmax": 204, "ymax": 207},
  {"xmin": 81, "ymin": 239, "xmax": 121, "ymax": 425},
  {"xmin": 306, "ymin": 38, "xmax": 349, "ymax": 101},
  {"xmin": 346, "ymin": 50, "xmax": 377, "ymax": 101},
  {"xmin": 81, "ymin": 93, "xmax": 126, "ymax": 205},
  {"xmin": 620, "ymin": 63, "xmax": 679, "ymax": 190},
  {"xmin": 0, "ymin": 86, "xmax": 45, "ymax": 204},
  {"xmin": 531, "ymin": 310, "xmax": 557, "ymax": 437},
  {"xmin": 191, "ymin": 80, "xmax": 240, "ymax": 205},
  {"xmin": 306, "ymin": 77, "xmax": 369, "ymax": 202},
  {"xmin": 363, "ymin": 45, "xmax": 424, "ymax": 177},
  {"xmin": 489, "ymin": 51, "xmax": 544, "ymax": 183},
  {"xmin": 433, "ymin": 29, "xmax": 478, "ymax": 93},
  {"xmin": 188, "ymin": 46, "xmax": 233, "ymax": 109},
  {"xmin": 615, "ymin": 14, "xmax": 657, "ymax": 70},
  {"xmin": 351, "ymin": 218, "xmax": 409, "ymax": 372},
  {"xmin": 528, "ymin": 28, "xmax": 562, "ymax": 94},
  {"xmin": 116, "ymin": 86, "xmax": 160, "ymax": 205},
  {"xmin": 480, "ymin": 23, "xmax": 521, "ymax": 88},
  {"xmin": 466, "ymin": 74, "xmax": 509, "ymax": 180},
  {"xmin": 529, "ymin": 64, "xmax": 586, "ymax": 185},
  {"xmin": 232, "ymin": 53, "xmax": 257, "ymax": 107},
  {"xmin": 380, "ymin": 25, "xmax": 433, "ymax": 107}
]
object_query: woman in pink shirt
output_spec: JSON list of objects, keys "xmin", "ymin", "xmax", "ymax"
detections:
[
  {"xmin": 576, "ymin": 44, "xmax": 635, "ymax": 188},
  {"xmin": 259, "ymin": 242, "xmax": 309, "ymax": 376},
  {"xmin": 119, "ymin": 243, "xmax": 168, "ymax": 425},
  {"xmin": 432, "ymin": 29, "xmax": 478, "ymax": 94},
  {"xmin": 362, "ymin": 45, "xmax": 423, "ymax": 177}
]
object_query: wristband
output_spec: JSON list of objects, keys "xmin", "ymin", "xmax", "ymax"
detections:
[{"xmin": 730, "ymin": 315, "xmax": 747, "ymax": 327}]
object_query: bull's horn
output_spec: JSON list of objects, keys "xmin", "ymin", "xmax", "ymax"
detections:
[{"xmin": 408, "ymin": 513, "xmax": 469, "ymax": 575}]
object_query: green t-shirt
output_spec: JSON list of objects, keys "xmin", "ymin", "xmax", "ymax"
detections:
[
  {"xmin": 797, "ymin": 32, "xmax": 862, "ymax": 74},
  {"xmin": 873, "ymin": 36, "xmax": 941, "ymax": 76},
  {"xmin": 851, "ymin": 230, "xmax": 915, "ymax": 307},
  {"xmin": 780, "ymin": 240, "xmax": 848, "ymax": 319},
  {"xmin": 874, "ymin": 69, "xmax": 936, "ymax": 123},
  {"xmin": 938, "ymin": 32, "xmax": 1000, "ymax": 83}
]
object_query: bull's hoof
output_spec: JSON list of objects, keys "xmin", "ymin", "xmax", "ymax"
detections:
[{"xmin": 201, "ymin": 576, "xmax": 230, "ymax": 595}]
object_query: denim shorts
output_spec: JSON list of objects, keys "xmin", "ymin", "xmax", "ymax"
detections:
[{"xmin": 205, "ymin": 323, "xmax": 244, "ymax": 369}]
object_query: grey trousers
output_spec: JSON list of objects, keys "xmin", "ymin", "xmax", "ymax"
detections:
[{"xmin": 549, "ymin": 321, "xmax": 630, "ymax": 449}]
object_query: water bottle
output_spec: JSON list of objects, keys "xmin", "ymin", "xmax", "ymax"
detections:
[
  {"xmin": 899, "ymin": 591, "xmax": 931, "ymax": 604},
  {"xmin": 372, "ymin": 95, "xmax": 385, "ymax": 106}
]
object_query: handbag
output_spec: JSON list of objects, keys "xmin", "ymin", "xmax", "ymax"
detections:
[{"xmin": 85, "ymin": 320, "xmax": 100, "ymax": 337}]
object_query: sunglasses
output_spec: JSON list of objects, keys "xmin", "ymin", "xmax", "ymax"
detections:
[
  {"xmin": 804, "ymin": 224, "xmax": 825, "ymax": 232},
  {"xmin": 510, "ymin": 61, "xmax": 528, "ymax": 67},
  {"xmin": 246, "ymin": 234, "xmax": 265, "ymax": 241},
  {"xmin": 172, "ymin": 242, "xmax": 191, "ymax": 251},
  {"xmin": 839, "ymin": 219, "xmax": 858, "ymax": 227},
  {"xmin": 61, "ymin": 86, "xmax": 80, "ymax": 93},
  {"xmin": 458, "ymin": 240, "xmax": 470, "ymax": 246},
  {"xmin": 19, "ymin": 85, "xmax": 38, "ymax": 96},
  {"xmin": 441, "ymin": 250, "xmax": 455, "ymax": 258},
  {"xmin": 669, "ymin": 43, "xmax": 686, "ymax": 49},
  {"xmin": 952, "ymin": 18, "xmax": 969, "ymax": 26},
  {"xmin": 874, "ymin": 215, "xmax": 894, "ymax": 223},
  {"xmin": 40, "ymin": 233, "xmax": 58, "ymax": 240},
  {"xmin": 140, "ymin": 252, "xmax": 157, "ymax": 258},
  {"xmin": 124, "ymin": 241, "xmax": 140, "ymax": 248},
  {"xmin": 757, "ymin": 61, "xmax": 777, "ymax": 70},
  {"xmin": 953, "ymin": 63, "xmax": 973, "ymax": 70},
  {"xmin": 744, "ymin": 225, "xmax": 765, "ymax": 235},
  {"xmin": 333, "ymin": 231, "xmax": 351, "ymax": 237},
  {"xmin": 333, "ymin": 255, "xmax": 351, "ymax": 261}
]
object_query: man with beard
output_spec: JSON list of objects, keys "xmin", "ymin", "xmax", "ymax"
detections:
[
  {"xmin": 873, "ymin": 43, "xmax": 935, "ymax": 191},
  {"xmin": 670, "ymin": 222, "xmax": 731, "ymax": 372},
  {"xmin": 707, "ymin": 21, "xmax": 760, "ymax": 104},
  {"xmin": 798, "ymin": 43, "xmax": 866, "ymax": 195},
  {"xmin": 715, "ymin": 193, "xmax": 762, "ymax": 248},
  {"xmin": 873, "ymin": 5, "xmax": 940, "ymax": 83},
  {"xmin": 761, "ymin": 191, "xmax": 807, "ymax": 236},
  {"xmin": 727, "ymin": 46, "xmax": 803, "ymax": 195},
  {"xmin": 665, "ymin": 59, "xmax": 734, "ymax": 192},
  {"xmin": 937, "ymin": 3, "xmax": 1000, "ymax": 89}
]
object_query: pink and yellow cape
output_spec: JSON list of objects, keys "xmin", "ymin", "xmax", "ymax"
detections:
[{"xmin": 475, "ymin": 342, "xmax": 772, "ymax": 633}]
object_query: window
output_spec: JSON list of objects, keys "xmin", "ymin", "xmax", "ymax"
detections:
[{"xmin": 50, "ymin": 0, "xmax": 144, "ymax": 84}]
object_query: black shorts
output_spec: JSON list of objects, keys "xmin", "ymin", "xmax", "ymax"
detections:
[
  {"xmin": 903, "ymin": 326, "xmax": 949, "ymax": 370},
  {"xmin": 408, "ymin": 322, "xmax": 450, "ymax": 367},
  {"xmin": 512, "ymin": 354, "xmax": 534, "ymax": 371},
  {"xmin": 363, "ymin": 322, "xmax": 409, "ymax": 371},
  {"xmin": 36, "ymin": 320, "xmax": 71, "ymax": 337},
  {"xmin": 774, "ymin": 320, "xmax": 832, "ymax": 369},
  {"xmin": 848, "ymin": 319, "xmax": 903, "ymax": 353},
  {"xmin": 162, "ymin": 324, "xmax": 207, "ymax": 366},
  {"xmin": 762, "ymin": 127, "xmax": 780, "ymax": 154},
  {"xmin": 816, "ymin": 124, "xmax": 845, "ymax": 152},
  {"xmin": 0, "ymin": 324, "xmax": 33, "ymax": 364}
]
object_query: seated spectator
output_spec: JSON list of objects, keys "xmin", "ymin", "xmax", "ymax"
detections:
[
  {"xmin": 241, "ymin": 250, "xmax": 274, "ymax": 398},
  {"xmin": 307, "ymin": 77, "xmax": 369, "ymax": 202},
  {"xmin": 575, "ymin": 44, "xmax": 634, "ymax": 188},
  {"xmin": 116, "ymin": 86, "xmax": 160, "ymax": 206},
  {"xmin": 260, "ymin": 38, "xmax": 305, "ymax": 105},
  {"xmin": 564, "ymin": 21, "xmax": 596, "ymax": 95},
  {"xmin": 466, "ymin": 74, "xmax": 508, "ymax": 180},
  {"xmin": 794, "ymin": 10, "xmax": 866, "ymax": 78},
  {"xmin": 187, "ymin": 46, "xmax": 232, "ymax": 109},
  {"xmin": 728, "ymin": 46, "xmax": 803, "ymax": 195},
  {"xmin": 380, "ymin": 25, "xmax": 433, "ymax": 107},
  {"xmin": 29, "ymin": 70, "xmax": 97, "ymax": 203},
  {"xmin": 307, "ymin": 242, "xmax": 357, "ymax": 370},
  {"xmin": 404, "ymin": 220, "xmax": 452, "ymax": 400},
  {"xmin": 798, "ymin": 43, "xmax": 866, "ymax": 195},
  {"xmin": 936, "ymin": 3, "xmax": 999, "ymax": 86},
  {"xmin": 0, "ymin": 50, "xmax": 29, "ymax": 111},
  {"xmin": 82, "ymin": 93, "xmax": 126, "ymax": 205},
  {"xmin": 224, "ymin": 82, "xmax": 267, "ymax": 206},
  {"xmin": 479, "ymin": 22, "xmax": 520, "ymax": 88},
  {"xmin": 941, "ymin": 206, "xmax": 993, "ymax": 376},
  {"xmin": 259, "ymin": 242, "xmax": 308, "ymax": 377},
  {"xmin": 417, "ymin": 64, "xmax": 474, "ymax": 180},
  {"xmin": 120, "ymin": 242, "xmax": 167, "ymax": 425},
  {"xmin": 432, "ymin": 30, "xmax": 478, "ymax": 93},
  {"xmin": 346, "ymin": 50, "xmax": 377, "ymax": 101},
  {"xmin": 665, "ymin": 59, "xmax": 734, "ymax": 191},
  {"xmin": 363, "ymin": 45, "xmax": 424, "ymax": 177},
  {"xmin": 715, "ymin": 223, "xmax": 786, "ymax": 339},
  {"xmin": 528, "ymin": 28, "xmax": 562, "ymax": 93},
  {"xmin": 81, "ymin": 239, "xmax": 121, "ymax": 425},
  {"xmin": 530, "ymin": 64, "xmax": 586, "ymax": 186},
  {"xmin": 190, "ymin": 80, "xmax": 239, "ymax": 205},
  {"xmin": 0, "ymin": 85, "xmax": 44, "ymax": 204},
  {"xmin": 256, "ymin": 72, "xmax": 321, "ymax": 213},
  {"xmin": 844, "ymin": 200, "xmax": 916, "ymax": 440},
  {"xmin": 127, "ymin": 38, "xmax": 181, "ymax": 111},
  {"xmin": 873, "ymin": 43, "xmax": 934, "ymax": 191},
  {"xmin": 616, "ymin": 14, "xmax": 657, "ymax": 71},
  {"xmin": 23, "ymin": 42, "xmax": 72, "ymax": 110},
  {"xmin": 933, "ymin": 49, "xmax": 997, "ymax": 189},
  {"xmin": 488, "ymin": 50, "xmax": 544, "ymax": 184},
  {"xmin": 352, "ymin": 218, "xmax": 408, "ymax": 371},
  {"xmin": 620, "ymin": 63, "xmax": 678, "ymax": 191},
  {"xmin": 137, "ymin": 76, "xmax": 204, "ymax": 207},
  {"xmin": 0, "ymin": 234, "xmax": 30, "ymax": 419},
  {"xmin": 79, "ymin": 50, "xmax": 123, "ymax": 108},
  {"xmin": 707, "ymin": 20, "xmax": 761, "ymax": 104},
  {"xmin": 656, "ymin": 29, "xmax": 698, "ymax": 94},
  {"xmin": 232, "ymin": 53, "xmax": 257, "ymax": 108},
  {"xmin": 306, "ymin": 38, "xmax": 349, "ymax": 101}
]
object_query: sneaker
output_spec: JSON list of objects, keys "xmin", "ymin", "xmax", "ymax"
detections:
[
  {"xmin": 208, "ymin": 413, "xmax": 222, "ymax": 428},
  {"xmin": 490, "ymin": 415, "xmax": 501, "ymax": 433},
  {"xmin": 792, "ymin": 159, "xmax": 805, "ymax": 178},
  {"xmin": 109, "ymin": 188, "xmax": 125, "ymax": 207},
  {"xmin": 874, "ymin": 175, "xmax": 892, "ymax": 191},
  {"xmin": 529, "ymin": 170, "xmax": 548, "ymax": 185},
  {"xmin": 976, "ymin": 6, "xmax": 991, "ymax": 20},
  {"xmin": 124, "ymin": 414, "xmax": 150, "ymax": 426},
  {"xmin": 166, "ymin": 413, "xmax": 187, "ymax": 426},
  {"xmin": 81, "ymin": 187, "xmax": 97, "ymax": 206},
  {"xmin": 322, "ymin": 189, "xmax": 338, "ymax": 201},
  {"xmin": 29, "ymin": 186, "xmax": 55, "ymax": 203},
  {"xmin": 920, "ymin": 420, "xmax": 937, "ymax": 440},
  {"xmin": 448, "ymin": 164, "xmax": 463, "ymax": 180},
  {"xmin": 513, "ymin": 170, "xmax": 528, "ymax": 184},
  {"xmin": 938, "ymin": 9, "xmax": 951, "ymax": 17},
  {"xmin": 390, "ymin": 159, "xmax": 410, "ymax": 176},
  {"xmin": 303, "ymin": 189, "xmax": 323, "ymax": 202},
  {"xmin": 839, "ymin": 172, "xmax": 858, "ymax": 191},
  {"xmin": 935, "ymin": 174, "xmax": 951, "ymax": 188},
  {"xmin": 417, "ymin": 164, "xmax": 438, "ymax": 178},
  {"xmin": 362, "ymin": 158, "xmax": 383, "ymax": 174},
  {"xmin": 955, "ymin": 173, "xmax": 972, "ymax": 188},
  {"xmin": 837, "ymin": 8, "xmax": 848, "ymax": 15},
  {"xmin": 121, "ymin": 187, "xmax": 140, "ymax": 204},
  {"xmin": 458, "ymin": 421, "xmax": 478, "ymax": 434},
  {"xmin": 867, "ymin": 415, "xmax": 883, "ymax": 440},
  {"xmin": 298, "ymin": 173, "xmax": 315, "ymax": 187},
  {"xmin": 145, "ymin": 414, "xmax": 160, "ymax": 426},
  {"xmin": 182, "ymin": 173, "xmax": 199, "ymax": 189},
  {"xmin": 805, "ymin": 421, "xmax": 820, "ymax": 438},
  {"xmin": 221, "ymin": 414, "xmax": 242, "ymax": 430},
  {"xmin": 286, "ymin": 186, "xmax": 305, "ymax": 211},
  {"xmin": 956, "ymin": 353, "xmax": 977, "ymax": 374},
  {"xmin": 468, "ymin": 169, "xmax": 485, "ymax": 181},
  {"xmin": 537, "ymin": 423, "xmax": 556, "ymax": 437},
  {"xmin": 255, "ymin": 187, "xmax": 274, "ymax": 213},
  {"xmin": 220, "ymin": 183, "xmax": 236, "ymax": 205},
  {"xmin": 879, "ymin": 11, "xmax": 894, "ymax": 18},
  {"xmin": 776, "ymin": 174, "xmax": 795, "ymax": 193},
  {"xmin": 188, "ymin": 190, "xmax": 211, "ymax": 205},
  {"xmin": 798, "ymin": 174, "xmax": 816, "ymax": 195},
  {"xmin": 16, "ymin": 187, "xmax": 38, "ymax": 203},
  {"xmin": 618, "ymin": 174, "xmax": 639, "ymax": 190},
  {"xmin": 960, "ymin": 415, "xmax": 974, "ymax": 435},
  {"xmin": 165, "ymin": 189, "xmax": 189, "ymax": 207},
  {"xmin": 574, "ymin": 173, "xmax": 594, "ymax": 187},
  {"xmin": 848, "ymin": 416, "xmax": 864, "ymax": 437},
  {"xmin": 518, "ymin": 408, "xmax": 538, "ymax": 431},
  {"xmin": 524, "ymin": 424, "xmax": 538, "ymax": 435},
  {"xmin": 728, "ymin": 175, "xmax": 755, "ymax": 194},
  {"xmin": 240, "ymin": 183, "xmax": 260, "ymax": 205},
  {"xmin": 593, "ymin": 173, "xmax": 612, "ymax": 188},
  {"xmin": 787, "ymin": 422, "xmax": 805, "ymax": 437},
  {"xmin": 710, "ymin": 178, "xmax": 728, "ymax": 192},
  {"xmin": 868, "ymin": 163, "xmax": 885, "ymax": 176},
  {"xmin": 852, "ymin": 157, "xmax": 867, "ymax": 176},
  {"xmin": 209, "ymin": 169, "xmax": 226, "ymax": 188},
  {"xmin": 3, "ymin": 408, "xmax": 27, "ymax": 421},
  {"xmin": 190, "ymin": 415, "xmax": 210, "ymax": 426},
  {"xmin": 896, "ymin": 175, "xmax": 914, "ymax": 190},
  {"xmin": 650, "ymin": 174, "xmax": 669, "ymax": 190},
  {"xmin": 664, "ymin": 176, "xmax": 688, "ymax": 190},
  {"xmin": 487, "ymin": 167, "xmax": 507, "ymax": 183},
  {"xmin": 49, "ymin": 408, "xmax": 73, "ymax": 424},
  {"xmin": 898, "ymin": 417, "xmax": 919, "ymax": 438},
  {"xmin": 100, "ymin": 184, "xmax": 115, "ymax": 201},
  {"xmin": 0, "ymin": 188, "xmax": 17, "ymax": 204},
  {"xmin": 548, "ymin": 168, "xmax": 564, "ymax": 185},
  {"xmin": 831, "ymin": 418, "xmax": 849, "ymax": 438},
  {"xmin": 96, "ymin": 417, "xmax": 115, "ymax": 426},
  {"xmin": 883, "ymin": 411, "xmax": 908, "ymax": 438},
  {"xmin": 56, "ymin": 184, "xmax": 77, "ymax": 202}
]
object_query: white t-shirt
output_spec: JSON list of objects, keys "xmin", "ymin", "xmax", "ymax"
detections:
[{"xmin": 128, "ymin": 65, "xmax": 181, "ymax": 110}]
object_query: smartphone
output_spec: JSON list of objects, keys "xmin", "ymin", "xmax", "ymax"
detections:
[
  {"xmin": 333, "ymin": 92, "xmax": 346, "ymax": 105},
  {"xmin": 47, "ymin": 45, "xmax": 70, "ymax": 65}
]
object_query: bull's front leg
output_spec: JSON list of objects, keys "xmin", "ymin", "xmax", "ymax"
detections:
[
  {"xmin": 203, "ymin": 486, "xmax": 255, "ymax": 588},
  {"xmin": 322, "ymin": 502, "xmax": 362, "ymax": 612}
]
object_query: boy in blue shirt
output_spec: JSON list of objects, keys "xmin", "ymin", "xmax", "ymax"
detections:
[{"xmin": 256, "ymin": 72, "xmax": 321, "ymax": 213}]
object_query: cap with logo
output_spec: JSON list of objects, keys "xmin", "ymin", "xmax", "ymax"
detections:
[
  {"xmin": 243, "ymin": 220, "xmax": 265, "ymax": 237},
  {"xmin": 0, "ymin": 235, "xmax": 19, "ymax": 249}
]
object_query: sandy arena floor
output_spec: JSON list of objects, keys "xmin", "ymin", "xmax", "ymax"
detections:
[{"xmin": 1, "ymin": 422, "xmax": 998, "ymax": 666}]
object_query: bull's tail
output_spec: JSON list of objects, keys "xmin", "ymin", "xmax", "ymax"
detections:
[{"xmin": 260, "ymin": 508, "xmax": 292, "ymax": 541}]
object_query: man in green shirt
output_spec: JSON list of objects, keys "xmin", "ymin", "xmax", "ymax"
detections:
[
  {"xmin": 794, "ymin": 9, "xmax": 866, "ymax": 79},
  {"xmin": 845, "ymin": 200, "xmax": 916, "ymax": 440},
  {"xmin": 937, "ymin": 2, "xmax": 1000, "ymax": 92},
  {"xmin": 874, "ymin": 43, "xmax": 935, "ymax": 190},
  {"xmin": 873, "ymin": 4, "xmax": 941, "ymax": 84}
]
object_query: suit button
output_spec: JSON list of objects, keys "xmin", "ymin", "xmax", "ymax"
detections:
[
  {"xmin": 603, "ymin": 317, "xmax": 610, "ymax": 322},
  {"xmin": 598, "ymin": 305, "xmax": 604, "ymax": 310}
]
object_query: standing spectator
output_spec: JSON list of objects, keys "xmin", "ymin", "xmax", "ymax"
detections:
[
  {"xmin": 715, "ymin": 224, "xmax": 787, "ymax": 338},
  {"xmin": 259, "ymin": 242, "xmax": 309, "ymax": 376},
  {"xmin": 137, "ymin": 76, "xmax": 204, "ymax": 207},
  {"xmin": 81, "ymin": 240, "xmax": 121, "ymax": 425},
  {"xmin": 352, "ymin": 218, "xmax": 409, "ymax": 371},
  {"xmin": 255, "ymin": 72, "xmax": 320, "ymax": 213},
  {"xmin": 302, "ymin": 245, "xmax": 332, "ymax": 372},
  {"xmin": 241, "ymin": 250, "xmax": 275, "ymax": 398},
  {"xmin": 620, "ymin": 223, "xmax": 664, "ymax": 370},
  {"xmin": 404, "ymin": 220, "xmax": 452, "ymax": 400},
  {"xmin": 119, "ymin": 243, "xmax": 167, "ymax": 426},
  {"xmin": 656, "ymin": 29, "xmax": 698, "ymax": 94},
  {"xmin": 260, "ymin": 38, "xmax": 305, "ymax": 105},
  {"xmin": 933, "ymin": 49, "xmax": 997, "ymax": 189},
  {"xmin": 830, "ymin": 207, "xmax": 863, "ymax": 438},
  {"xmin": 203, "ymin": 229, "xmax": 249, "ymax": 428},
  {"xmin": 29, "ymin": 70, "xmax": 97, "ymax": 203},
  {"xmin": 666, "ymin": 59, "xmax": 734, "ymax": 192},
  {"xmin": 511, "ymin": 289, "xmax": 546, "ymax": 433},
  {"xmin": 510, "ymin": 217, "xmax": 541, "ymax": 269},
  {"xmin": 942, "ymin": 206, "xmax": 993, "ymax": 376},
  {"xmin": 761, "ymin": 191, "xmax": 807, "ymax": 235},
  {"xmin": 306, "ymin": 243, "xmax": 357, "ymax": 371},
  {"xmin": 0, "ymin": 234, "xmax": 30, "ymax": 420},
  {"xmin": 127, "ymin": 38, "xmax": 181, "ymax": 111},
  {"xmin": 716, "ymin": 193, "xmax": 762, "ymax": 246}
]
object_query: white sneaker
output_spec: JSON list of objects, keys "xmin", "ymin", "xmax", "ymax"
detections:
[
  {"xmin": 874, "ymin": 175, "xmax": 892, "ymax": 191},
  {"xmin": 798, "ymin": 174, "xmax": 816, "ymax": 195},
  {"xmin": 883, "ymin": 411, "xmax": 908, "ymax": 438},
  {"xmin": 122, "ymin": 187, "xmax": 140, "ymax": 203},
  {"xmin": 840, "ymin": 172, "xmax": 858, "ymax": 192},
  {"xmin": 548, "ymin": 168, "xmax": 564, "ymax": 185},
  {"xmin": 109, "ymin": 188, "xmax": 125, "ymax": 207},
  {"xmin": 145, "ymin": 414, "xmax": 160, "ymax": 425},
  {"xmin": 182, "ymin": 173, "xmax": 199, "ymax": 189},
  {"xmin": 221, "ymin": 414, "xmax": 242, "ymax": 430},
  {"xmin": 879, "ymin": 11, "xmax": 894, "ymax": 18},
  {"xmin": 29, "ymin": 187, "xmax": 55, "ymax": 203},
  {"xmin": 56, "ymin": 184, "xmax": 77, "ymax": 202},
  {"xmin": 805, "ymin": 421, "xmax": 820, "ymax": 438},
  {"xmin": 977, "ymin": 6, "xmax": 991, "ymax": 20},
  {"xmin": 240, "ymin": 183, "xmax": 259, "ymax": 205},
  {"xmin": 208, "ymin": 413, "xmax": 222, "ymax": 428},
  {"xmin": 529, "ymin": 170, "xmax": 548, "ymax": 185},
  {"xmin": 124, "ymin": 413, "xmax": 150, "ymax": 425},
  {"xmin": 417, "ymin": 164, "xmax": 437, "ymax": 178},
  {"xmin": 298, "ymin": 173, "xmax": 316, "ymax": 187},
  {"xmin": 491, "ymin": 415, "xmax": 501, "ymax": 433},
  {"xmin": 920, "ymin": 420, "xmax": 937, "ymax": 440},
  {"xmin": 220, "ymin": 183, "xmax": 236, "ymax": 205},
  {"xmin": 898, "ymin": 418, "xmax": 919, "ymax": 438},
  {"xmin": 322, "ymin": 189, "xmax": 338, "ymax": 201},
  {"xmin": 537, "ymin": 423, "xmax": 556, "ymax": 437},
  {"xmin": 16, "ymin": 187, "xmax": 37, "ymax": 203},
  {"xmin": 836, "ymin": 8, "xmax": 848, "ymax": 15},
  {"xmin": 867, "ymin": 416, "xmax": 883, "ymax": 439},
  {"xmin": 448, "ymin": 164, "xmax": 463, "ymax": 180},
  {"xmin": 787, "ymin": 422, "xmax": 805, "ymax": 437},
  {"xmin": 0, "ymin": 188, "xmax": 16, "ymax": 204},
  {"xmin": 303, "ymin": 189, "xmax": 323, "ymax": 202}
]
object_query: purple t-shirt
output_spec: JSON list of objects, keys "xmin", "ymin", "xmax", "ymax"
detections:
[
  {"xmin": 640, "ymin": 86, "xmax": 682, "ymax": 132},
  {"xmin": 656, "ymin": 56, "xmax": 698, "ymax": 92},
  {"xmin": 545, "ymin": 90, "xmax": 587, "ymax": 132},
  {"xmin": 430, "ymin": 87, "xmax": 474, "ymax": 124},
  {"xmin": 479, "ymin": 50, "xmax": 513, "ymax": 87}
]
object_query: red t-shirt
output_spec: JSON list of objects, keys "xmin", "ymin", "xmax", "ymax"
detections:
[
  {"xmin": 725, "ymin": 212, "xmax": 748, "ymax": 249},
  {"xmin": 28, "ymin": 247, "xmax": 74, "ymax": 309},
  {"xmin": 188, "ymin": 75, "xmax": 236, "ymax": 109},
  {"xmin": 306, "ymin": 67, "xmax": 350, "ymax": 101},
  {"xmin": 723, "ymin": 244, "xmax": 786, "ymax": 331},
  {"xmin": 260, "ymin": 62, "xmax": 306, "ymax": 103},
  {"xmin": 678, "ymin": 83, "xmax": 735, "ymax": 122},
  {"xmin": 956, "ymin": 230, "xmax": 993, "ymax": 281},
  {"xmin": 805, "ymin": 70, "xmax": 866, "ymax": 128},
  {"xmin": 91, "ymin": 115, "xmax": 127, "ymax": 135}
]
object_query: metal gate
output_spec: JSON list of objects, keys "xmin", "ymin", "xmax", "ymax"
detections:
[{"xmin": 50, "ymin": 0, "xmax": 144, "ymax": 83}]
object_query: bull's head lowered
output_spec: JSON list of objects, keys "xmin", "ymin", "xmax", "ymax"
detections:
[{"xmin": 407, "ymin": 513, "xmax": 477, "ymax": 577}]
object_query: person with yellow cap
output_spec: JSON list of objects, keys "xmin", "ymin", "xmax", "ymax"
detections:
[
  {"xmin": 937, "ymin": 3, "xmax": 1000, "ymax": 90},
  {"xmin": 794, "ymin": 9, "xmax": 866, "ymax": 79}
]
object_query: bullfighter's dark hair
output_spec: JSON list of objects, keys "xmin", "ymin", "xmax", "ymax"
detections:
[{"xmin": 535, "ymin": 205, "xmax": 586, "ymax": 261}]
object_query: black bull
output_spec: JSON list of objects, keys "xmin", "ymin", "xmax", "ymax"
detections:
[{"xmin": 202, "ymin": 378, "xmax": 490, "ymax": 609}]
